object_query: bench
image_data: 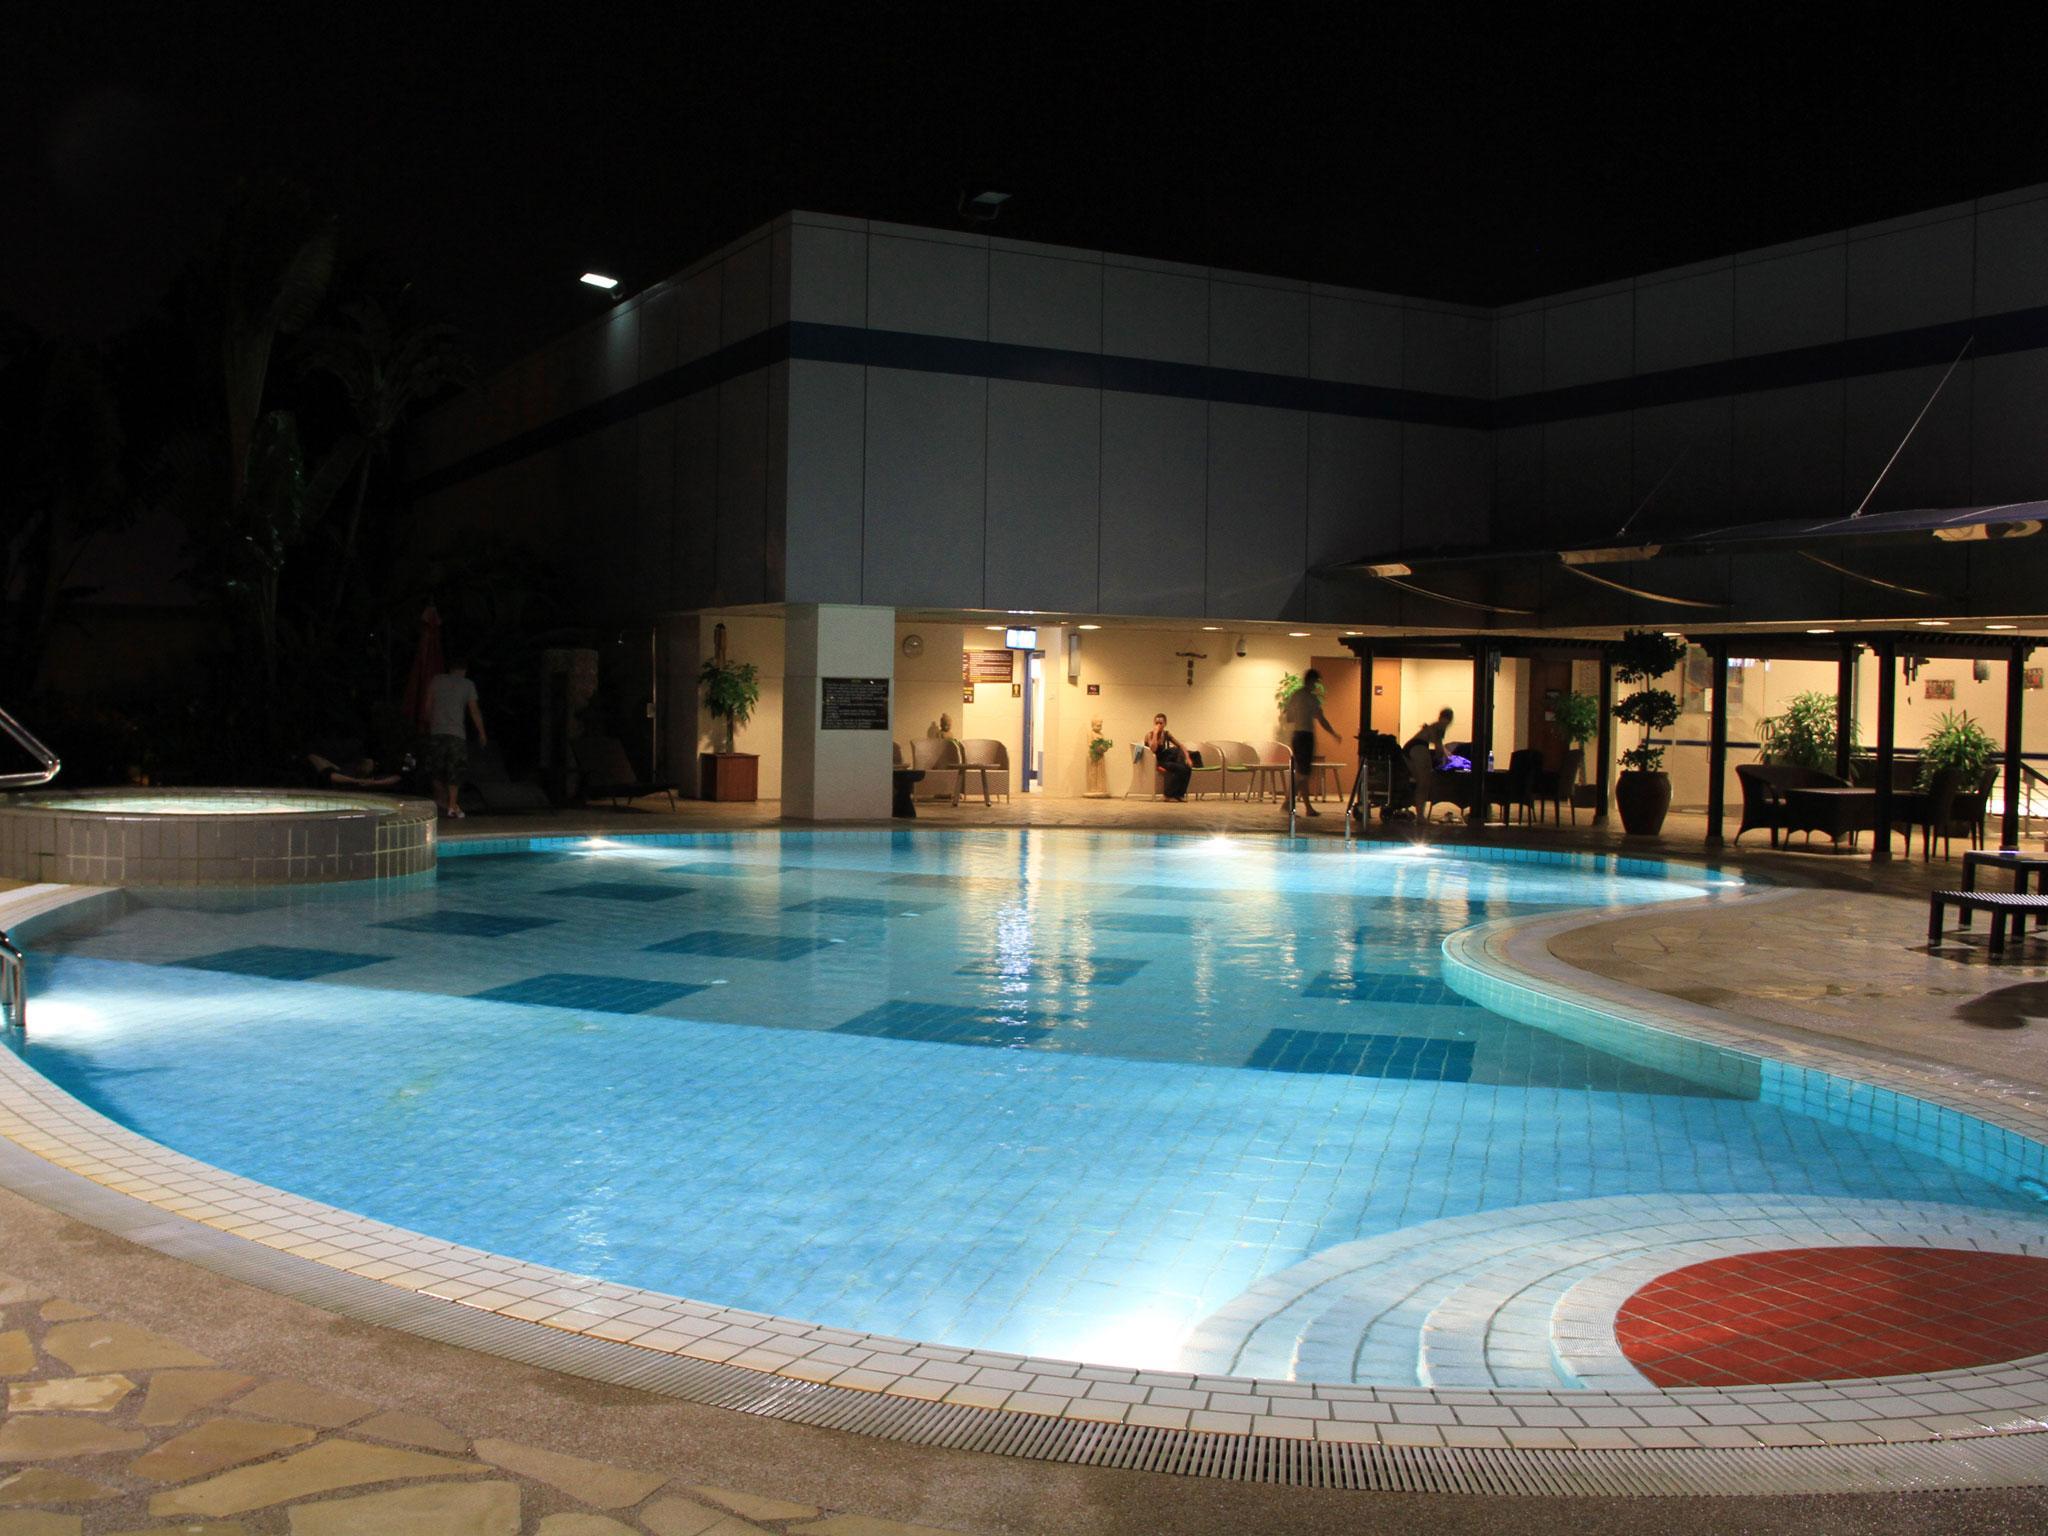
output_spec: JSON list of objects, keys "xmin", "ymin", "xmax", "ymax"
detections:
[{"xmin": 1928, "ymin": 891, "xmax": 2048, "ymax": 957}]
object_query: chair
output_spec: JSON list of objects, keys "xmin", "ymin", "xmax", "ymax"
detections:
[
  {"xmin": 1124, "ymin": 743, "xmax": 1160, "ymax": 797},
  {"xmin": 1185, "ymin": 743, "xmax": 1227, "ymax": 799},
  {"xmin": 1533, "ymin": 748, "xmax": 1583, "ymax": 825},
  {"xmin": 1916, "ymin": 769, "xmax": 1977, "ymax": 861},
  {"xmin": 1734, "ymin": 763, "xmax": 1847, "ymax": 847},
  {"xmin": 1213, "ymin": 741, "xmax": 1264, "ymax": 798},
  {"xmin": 957, "ymin": 738, "xmax": 1010, "ymax": 804},
  {"xmin": 571, "ymin": 735, "xmax": 676, "ymax": 810},
  {"xmin": 1490, "ymin": 749, "xmax": 1542, "ymax": 825},
  {"xmin": 461, "ymin": 742, "xmax": 552, "ymax": 814},
  {"xmin": 911, "ymin": 737, "xmax": 964, "ymax": 802}
]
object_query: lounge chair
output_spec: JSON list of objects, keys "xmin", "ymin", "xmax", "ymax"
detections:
[
  {"xmin": 1212, "ymin": 740, "xmax": 1265, "ymax": 798},
  {"xmin": 1186, "ymin": 743, "xmax": 1227, "ymax": 799},
  {"xmin": 571, "ymin": 735, "xmax": 676, "ymax": 810},
  {"xmin": 461, "ymin": 742, "xmax": 552, "ymax": 814},
  {"xmin": 911, "ymin": 737, "xmax": 965, "ymax": 802},
  {"xmin": 1124, "ymin": 743, "xmax": 1160, "ymax": 797}
]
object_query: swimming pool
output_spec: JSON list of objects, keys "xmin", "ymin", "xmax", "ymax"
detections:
[{"xmin": 9, "ymin": 829, "xmax": 2038, "ymax": 1386}]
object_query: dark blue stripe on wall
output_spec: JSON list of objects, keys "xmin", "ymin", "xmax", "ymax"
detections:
[{"xmin": 411, "ymin": 304, "xmax": 2048, "ymax": 501}]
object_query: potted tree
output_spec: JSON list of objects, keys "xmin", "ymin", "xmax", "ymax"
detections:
[
  {"xmin": 697, "ymin": 656, "xmax": 762, "ymax": 801},
  {"xmin": 1609, "ymin": 630, "xmax": 1687, "ymax": 836},
  {"xmin": 1552, "ymin": 689, "xmax": 1601, "ymax": 814},
  {"xmin": 1918, "ymin": 709, "xmax": 1997, "ymax": 791}
]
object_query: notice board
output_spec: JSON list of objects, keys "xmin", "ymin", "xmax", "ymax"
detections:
[
  {"xmin": 821, "ymin": 677, "xmax": 890, "ymax": 730},
  {"xmin": 963, "ymin": 649, "xmax": 1015, "ymax": 683}
]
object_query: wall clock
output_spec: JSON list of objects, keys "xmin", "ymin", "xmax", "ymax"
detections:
[{"xmin": 901, "ymin": 633, "xmax": 925, "ymax": 658}]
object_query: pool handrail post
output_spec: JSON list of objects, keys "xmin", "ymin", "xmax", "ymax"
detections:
[
  {"xmin": 0, "ymin": 930, "xmax": 23, "ymax": 1034},
  {"xmin": 0, "ymin": 706, "xmax": 60, "ymax": 789}
]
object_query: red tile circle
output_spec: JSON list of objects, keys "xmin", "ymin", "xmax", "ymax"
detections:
[{"xmin": 1614, "ymin": 1245, "xmax": 2048, "ymax": 1388}]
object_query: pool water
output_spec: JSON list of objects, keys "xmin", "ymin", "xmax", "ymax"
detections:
[{"xmin": 10, "ymin": 830, "xmax": 2033, "ymax": 1380}]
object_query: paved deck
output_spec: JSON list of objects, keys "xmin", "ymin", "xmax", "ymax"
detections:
[{"xmin": 3, "ymin": 795, "xmax": 2047, "ymax": 1531}]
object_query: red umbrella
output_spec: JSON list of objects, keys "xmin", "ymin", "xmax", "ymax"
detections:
[{"xmin": 398, "ymin": 604, "xmax": 445, "ymax": 734}]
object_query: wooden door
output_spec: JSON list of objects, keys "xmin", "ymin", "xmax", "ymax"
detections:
[
  {"xmin": 1370, "ymin": 659, "xmax": 1402, "ymax": 735},
  {"xmin": 1527, "ymin": 658, "xmax": 1574, "ymax": 770}
]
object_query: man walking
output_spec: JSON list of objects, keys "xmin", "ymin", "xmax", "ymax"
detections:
[
  {"xmin": 1282, "ymin": 669, "xmax": 1342, "ymax": 818},
  {"xmin": 425, "ymin": 656, "xmax": 487, "ymax": 819}
]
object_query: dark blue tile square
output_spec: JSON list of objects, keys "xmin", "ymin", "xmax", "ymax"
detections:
[
  {"xmin": 1090, "ymin": 912, "xmax": 1196, "ymax": 934},
  {"xmin": 471, "ymin": 972, "xmax": 707, "ymax": 1013},
  {"xmin": 1117, "ymin": 885, "xmax": 1231, "ymax": 902},
  {"xmin": 172, "ymin": 946, "xmax": 391, "ymax": 981},
  {"xmin": 543, "ymin": 881, "xmax": 690, "ymax": 903},
  {"xmin": 1245, "ymin": 1027, "xmax": 1475, "ymax": 1082},
  {"xmin": 373, "ymin": 910, "xmax": 560, "ymax": 939},
  {"xmin": 438, "ymin": 851, "xmax": 576, "ymax": 880},
  {"xmin": 660, "ymin": 862, "xmax": 775, "ymax": 877},
  {"xmin": 645, "ymin": 931, "xmax": 832, "ymax": 962},
  {"xmin": 834, "ymin": 1000, "xmax": 1052, "ymax": 1049},
  {"xmin": 1303, "ymin": 972, "xmax": 1475, "ymax": 1006}
]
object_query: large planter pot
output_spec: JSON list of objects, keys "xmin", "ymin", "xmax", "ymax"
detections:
[
  {"xmin": 1614, "ymin": 770, "xmax": 1672, "ymax": 836},
  {"xmin": 700, "ymin": 752, "xmax": 759, "ymax": 802}
]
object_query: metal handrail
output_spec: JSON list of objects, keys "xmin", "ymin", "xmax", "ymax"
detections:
[
  {"xmin": 0, "ymin": 706, "xmax": 60, "ymax": 789},
  {"xmin": 0, "ymin": 930, "xmax": 22, "ymax": 1033}
]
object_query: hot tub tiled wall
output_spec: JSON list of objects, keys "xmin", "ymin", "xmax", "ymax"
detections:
[{"xmin": 0, "ymin": 792, "xmax": 437, "ymax": 886}]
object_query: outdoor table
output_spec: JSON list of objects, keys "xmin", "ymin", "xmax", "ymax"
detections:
[
  {"xmin": 1781, "ymin": 787, "xmax": 1918, "ymax": 853},
  {"xmin": 1959, "ymin": 849, "xmax": 2048, "ymax": 938}
]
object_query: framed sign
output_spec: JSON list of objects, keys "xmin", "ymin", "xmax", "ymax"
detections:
[
  {"xmin": 965, "ymin": 649, "xmax": 1015, "ymax": 683},
  {"xmin": 821, "ymin": 677, "xmax": 889, "ymax": 730},
  {"xmin": 1924, "ymin": 678, "xmax": 1956, "ymax": 701},
  {"xmin": 2027, "ymin": 668, "xmax": 2043, "ymax": 690}
]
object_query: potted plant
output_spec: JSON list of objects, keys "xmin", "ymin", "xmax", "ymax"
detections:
[
  {"xmin": 1552, "ymin": 689, "xmax": 1601, "ymax": 811},
  {"xmin": 1760, "ymin": 691, "xmax": 1855, "ymax": 773},
  {"xmin": 1917, "ymin": 709, "xmax": 1997, "ymax": 791},
  {"xmin": 1275, "ymin": 671, "xmax": 1325, "ymax": 710},
  {"xmin": 697, "ymin": 656, "xmax": 762, "ymax": 801},
  {"xmin": 1609, "ymin": 630, "xmax": 1687, "ymax": 836}
]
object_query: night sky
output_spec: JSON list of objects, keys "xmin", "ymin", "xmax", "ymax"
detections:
[{"xmin": 9, "ymin": 2, "xmax": 2048, "ymax": 364}]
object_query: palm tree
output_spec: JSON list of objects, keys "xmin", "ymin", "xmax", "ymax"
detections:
[{"xmin": 296, "ymin": 294, "xmax": 473, "ymax": 631}]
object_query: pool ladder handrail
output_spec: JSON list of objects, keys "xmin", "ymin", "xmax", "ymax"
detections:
[
  {"xmin": 0, "ymin": 929, "xmax": 22, "ymax": 1034},
  {"xmin": 0, "ymin": 705, "xmax": 61, "ymax": 789}
]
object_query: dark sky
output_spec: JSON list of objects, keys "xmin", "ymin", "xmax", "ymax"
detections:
[{"xmin": 9, "ymin": 1, "xmax": 2048, "ymax": 364}]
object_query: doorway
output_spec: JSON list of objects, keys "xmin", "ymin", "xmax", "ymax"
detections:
[{"xmin": 1022, "ymin": 651, "xmax": 1045, "ymax": 791}]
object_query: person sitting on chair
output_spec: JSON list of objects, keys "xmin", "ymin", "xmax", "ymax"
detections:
[
  {"xmin": 1147, "ymin": 714, "xmax": 1193, "ymax": 801},
  {"xmin": 1403, "ymin": 708, "xmax": 1455, "ymax": 818}
]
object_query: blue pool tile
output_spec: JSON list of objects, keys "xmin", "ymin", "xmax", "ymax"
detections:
[
  {"xmin": 373, "ymin": 911, "xmax": 560, "ymax": 939},
  {"xmin": 1245, "ymin": 1027, "xmax": 1476, "ymax": 1082},
  {"xmin": 544, "ymin": 882, "xmax": 691, "ymax": 903},
  {"xmin": 171, "ymin": 946, "xmax": 392, "ymax": 981},
  {"xmin": 957, "ymin": 957, "xmax": 1148, "ymax": 985},
  {"xmin": 1090, "ymin": 912, "xmax": 1197, "ymax": 934},
  {"xmin": 1303, "ymin": 972, "xmax": 1476, "ymax": 1006},
  {"xmin": 785, "ymin": 897, "xmax": 937, "ymax": 917},
  {"xmin": 1117, "ymin": 885, "xmax": 1232, "ymax": 902},
  {"xmin": 660, "ymin": 863, "xmax": 777, "ymax": 877},
  {"xmin": 471, "ymin": 973, "xmax": 707, "ymax": 1013},
  {"xmin": 834, "ymin": 1000, "xmax": 1053, "ymax": 1049},
  {"xmin": 645, "ymin": 931, "xmax": 832, "ymax": 962}
]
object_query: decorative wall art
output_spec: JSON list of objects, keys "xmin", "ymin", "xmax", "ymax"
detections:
[{"xmin": 1924, "ymin": 678, "xmax": 1956, "ymax": 701}]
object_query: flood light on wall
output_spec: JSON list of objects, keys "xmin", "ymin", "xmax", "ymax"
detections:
[
  {"xmin": 958, "ymin": 189, "xmax": 1011, "ymax": 223},
  {"xmin": 580, "ymin": 272, "xmax": 620, "ymax": 290}
]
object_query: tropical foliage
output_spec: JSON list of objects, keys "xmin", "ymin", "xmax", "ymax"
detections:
[
  {"xmin": 1552, "ymin": 690, "xmax": 1599, "ymax": 748},
  {"xmin": 1919, "ymin": 709, "xmax": 1998, "ymax": 790},
  {"xmin": 699, "ymin": 658, "xmax": 762, "ymax": 752},
  {"xmin": 1274, "ymin": 671, "xmax": 1326, "ymax": 709},
  {"xmin": 1760, "ymin": 691, "xmax": 1856, "ymax": 772}
]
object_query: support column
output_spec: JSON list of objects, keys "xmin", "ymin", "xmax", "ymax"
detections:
[
  {"xmin": 781, "ymin": 604, "xmax": 895, "ymax": 821},
  {"xmin": 1469, "ymin": 641, "xmax": 1496, "ymax": 828},
  {"xmin": 1873, "ymin": 637, "xmax": 1897, "ymax": 863},
  {"xmin": 1834, "ymin": 643, "xmax": 1857, "ymax": 782},
  {"xmin": 2004, "ymin": 641, "xmax": 2029, "ymax": 851},
  {"xmin": 1353, "ymin": 643, "xmax": 1375, "ymax": 814},
  {"xmin": 1705, "ymin": 639, "xmax": 1730, "ymax": 846},
  {"xmin": 1594, "ymin": 651, "xmax": 1614, "ymax": 823}
]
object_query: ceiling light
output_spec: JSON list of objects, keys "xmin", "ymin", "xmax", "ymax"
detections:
[
  {"xmin": 1076, "ymin": 623, "xmax": 1101, "ymax": 631},
  {"xmin": 1987, "ymin": 623, "xmax": 2019, "ymax": 630},
  {"xmin": 984, "ymin": 625, "xmax": 1005, "ymax": 631},
  {"xmin": 579, "ymin": 272, "xmax": 620, "ymax": 290},
  {"xmin": 1916, "ymin": 620, "xmax": 1949, "ymax": 626},
  {"xmin": 1661, "ymin": 631, "xmax": 1682, "ymax": 638},
  {"xmin": 1287, "ymin": 631, "xmax": 1311, "ymax": 638},
  {"xmin": 1806, "ymin": 628, "xmax": 1835, "ymax": 634},
  {"xmin": 1201, "ymin": 626, "xmax": 1221, "ymax": 631}
]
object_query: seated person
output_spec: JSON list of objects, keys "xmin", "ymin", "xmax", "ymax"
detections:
[
  {"xmin": 1146, "ymin": 713, "xmax": 1193, "ymax": 801},
  {"xmin": 308, "ymin": 751, "xmax": 404, "ymax": 791},
  {"xmin": 1402, "ymin": 708, "xmax": 1455, "ymax": 817}
]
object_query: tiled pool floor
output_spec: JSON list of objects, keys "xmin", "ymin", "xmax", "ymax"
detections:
[{"xmin": 9, "ymin": 830, "xmax": 2040, "ymax": 1381}]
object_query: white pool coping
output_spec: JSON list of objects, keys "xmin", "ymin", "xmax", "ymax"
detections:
[{"xmin": 5, "ymin": 844, "xmax": 2048, "ymax": 1486}]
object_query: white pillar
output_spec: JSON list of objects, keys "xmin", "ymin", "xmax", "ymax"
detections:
[{"xmin": 782, "ymin": 603, "xmax": 895, "ymax": 821}]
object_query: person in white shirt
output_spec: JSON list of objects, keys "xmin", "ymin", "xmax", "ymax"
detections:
[
  {"xmin": 1281, "ymin": 670, "xmax": 1342, "ymax": 817},
  {"xmin": 424, "ymin": 658, "xmax": 487, "ymax": 819}
]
